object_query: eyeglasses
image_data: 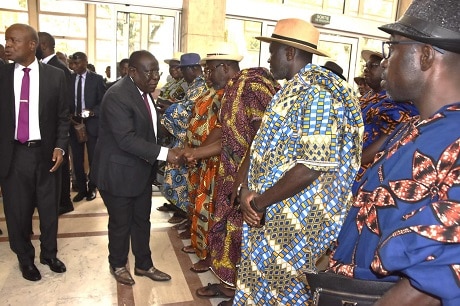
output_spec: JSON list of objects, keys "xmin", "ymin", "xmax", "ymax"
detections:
[
  {"xmin": 133, "ymin": 67, "xmax": 162, "ymax": 79},
  {"xmin": 382, "ymin": 41, "xmax": 445, "ymax": 59},
  {"xmin": 204, "ymin": 63, "xmax": 225, "ymax": 75},
  {"xmin": 365, "ymin": 62, "xmax": 381, "ymax": 70}
]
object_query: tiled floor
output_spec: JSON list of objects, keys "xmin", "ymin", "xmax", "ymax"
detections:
[{"xmin": 0, "ymin": 189, "xmax": 229, "ymax": 306}]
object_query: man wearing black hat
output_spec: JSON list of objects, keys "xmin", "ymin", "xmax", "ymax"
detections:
[
  {"xmin": 327, "ymin": 0, "xmax": 460, "ymax": 305},
  {"xmin": 160, "ymin": 52, "xmax": 207, "ymax": 225}
]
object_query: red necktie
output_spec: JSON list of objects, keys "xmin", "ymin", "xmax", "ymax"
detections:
[
  {"xmin": 142, "ymin": 92, "xmax": 152, "ymax": 122},
  {"xmin": 17, "ymin": 67, "xmax": 30, "ymax": 143}
]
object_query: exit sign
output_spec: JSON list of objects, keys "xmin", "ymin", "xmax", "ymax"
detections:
[{"xmin": 311, "ymin": 14, "xmax": 331, "ymax": 25}]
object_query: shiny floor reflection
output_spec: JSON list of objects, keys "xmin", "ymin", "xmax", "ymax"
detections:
[{"xmin": 0, "ymin": 190, "xmax": 227, "ymax": 306}]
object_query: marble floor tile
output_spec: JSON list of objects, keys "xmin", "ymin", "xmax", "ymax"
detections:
[{"xmin": 0, "ymin": 192, "xmax": 230, "ymax": 306}]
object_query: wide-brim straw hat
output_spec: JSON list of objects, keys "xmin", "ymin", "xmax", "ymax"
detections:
[
  {"xmin": 201, "ymin": 42, "xmax": 244, "ymax": 62},
  {"xmin": 361, "ymin": 49, "xmax": 383, "ymax": 62},
  {"xmin": 379, "ymin": 0, "xmax": 460, "ymax": 54},
  {"xmin": 256, "ymin": 18, "xmax": 328, "ymax": 57},
  {"xmin": 164, "ymin": 52, "xmax": 184, "ymax": 65}
]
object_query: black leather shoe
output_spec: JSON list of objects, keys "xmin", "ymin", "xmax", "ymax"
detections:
[
  {"xmin": 111, "ymin": 266, "xmax": 135, "ymax": 286},
  {"xmin": 59, "ymin": 205, "xmax": 74, "ymax": 215},
  {"xmin": 86, "ymin": 190, "xmax": 96, "ymax": 201},
  {"xmin": 0, "ymin": 228, "xmax": 3, "ymax": 235},
  {"xmin": 134, "ymin": 266, "xmax": 171, "ymax": 281},
  {"xmin": 73, "ymin": 192, "xmax": 87, "ymax": 202},
  {"xmin": 40, "ymin": 257, "xmax": 66, "ymax": 273},
  {"xmin": 20, "ymin": 263, "xmax": 41, "ymax": 281}
]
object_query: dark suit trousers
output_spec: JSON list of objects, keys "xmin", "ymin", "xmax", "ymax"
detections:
[
  {"xmin": 69, "ymin": 126, "xmax": 97, "ymax": 193},
  {"xmin": 60, "ymin": 146, "xmax": 72, "ymax": 206},
  {"xmin": 2, "ymin": 144, "xmax": 60, "ymax": 265},
  {"xmin": 100, "ymin": 185, "xmax": 154, "ymax": 270}
]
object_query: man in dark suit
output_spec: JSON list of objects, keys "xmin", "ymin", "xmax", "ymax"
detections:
[
  {"xmin": 91, "ymin": 50, "xmax": 183, "ymax": 286},
  {"xmin": 0, "ymin": 23, "xmax": 69, "ymax": 281},
  {"xmin": 0, "ymin": 43, "xmax": 6, "ymax": 236},
  {"xmin": 36, "ymin": 31, "xmax": 74, "ymax": 215},
  {"xmin": 69, "ymin": 51, "xmax": 106, "ymax": 202}
]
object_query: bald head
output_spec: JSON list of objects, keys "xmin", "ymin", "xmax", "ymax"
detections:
[
  {"xmin": 4, "ymin": 23, "xmax": 39, "ymax": 66},
  {"xmin": 129, "ymin": 50, "xmax": 156, "ymax": 68},
  {"xmin": 128, "ymin": 50, "xmax": 160, "ymax": 93}
]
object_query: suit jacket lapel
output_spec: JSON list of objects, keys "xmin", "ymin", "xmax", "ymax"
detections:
[
  {"xmin": 126, "ymin": 78, "xmax": 156, "ymax": 137},
  {"xmin": 146, "ymin": 92, "xmax": 159, "ymax": 134},
  {"xmin": 6, "ymin": 65, "xmax": 16, "ymax": 125},
  {"xmin": 38, "ymin": 62, "xmax": 45, "ymax": 118}
]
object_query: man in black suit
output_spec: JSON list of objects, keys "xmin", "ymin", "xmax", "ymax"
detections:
[
  {"xmin": 91, "ymin": 50, "xmax": 183, "ymax": 286},
  {"xmin": 0, "ymin": 43, "xmax": 6, "ymax": 236},
  {"xmin": 0, "ymin": 23, "xmax": 69, "ymax": 281},
  {"xmin": 36, "ymin": 31, "xmax": 74, "ymax": 215},
  {"xmin": 69, "ymin": 52, "xmax": 106, "ymax": 203}
]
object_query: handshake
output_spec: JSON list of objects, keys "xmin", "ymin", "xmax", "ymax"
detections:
[{"xmin": 166, "ymin": 147, "xmax": 201, "ymax": 166}]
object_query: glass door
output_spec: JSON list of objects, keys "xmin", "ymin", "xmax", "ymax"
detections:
[
  {"xmin": 114, "ymin": 5, "xmax": 180, "ymax": 86},
  {"xmin": 316, "ymin": 33, "xmax": 359, "ymax": 84}
]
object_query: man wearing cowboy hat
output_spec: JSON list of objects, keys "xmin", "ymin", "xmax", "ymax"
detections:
[
  {"xmin": 157, "ymin": 51, "xmax": 188, "ymax": 112},
  {"xmin": 187, "ymin": 42, "xmax": 279, "ymax": 305},
  {"xmin": 353, "ymin": 74, "xmax": 370, "ymax": 97},
  {"xmin": 328, "ymin": 0, "xmax": 460, "ymax": 304},
  {"xmin": 352, "ymin": 48, "xmax": 418, "ymax": 195},
  {"xmin": 234, "ymin": 18, "xmax": 364, "ymax": 305}
]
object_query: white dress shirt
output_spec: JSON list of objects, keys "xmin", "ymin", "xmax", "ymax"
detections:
[
  {"xmin": 14, "ymin": 58, "xmax": 41, "ymax": 141},
  {"xmin": 133, "ymin": 82, "xmax": 168, "ymax": 161}
]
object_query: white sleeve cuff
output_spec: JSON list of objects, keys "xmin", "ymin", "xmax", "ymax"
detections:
[{"xmin": 157, "ymin": 147, "xmax": 168, "ymax": 161}]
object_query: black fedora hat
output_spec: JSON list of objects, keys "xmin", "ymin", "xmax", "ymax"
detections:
[
  {"xmin": 322, "ymin": 61, "xmax": 346, "ymax": 81},
  {"xmin": 379, "ymin": 0, "xmax": 460, "ymax": 54}
]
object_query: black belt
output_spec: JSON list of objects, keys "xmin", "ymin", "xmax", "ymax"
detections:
[{"xmin": 15, "ymin": 140, "xmax": 42, "ymax": 148}]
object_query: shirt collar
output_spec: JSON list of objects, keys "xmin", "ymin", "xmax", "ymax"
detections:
[
  {"xmin": 41, "ymin": 54, "xmax": 55, "ymax": 64},
  {"xmin": 15, "ymin": 57, "xmax": 39, "ymax": 71}
]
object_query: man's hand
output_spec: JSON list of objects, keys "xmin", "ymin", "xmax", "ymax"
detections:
[
  {"xmin": 240, "ymin": 188, "xmax": 264, "ymax": 227},
  {"xmin": 50, "ymin": 148, "xmax": 64, "ymax": 172},
  {"xmin": 182, "ymin": 147, "xmax": 198, "ymax": 166},
  {"xmin": 167, "ymin": 147, "xmax": 185, "ymax": 165}
]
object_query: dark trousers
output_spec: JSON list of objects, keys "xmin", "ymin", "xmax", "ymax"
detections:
[
  {"xmin": 2, "ymin": 144, "xmax": 60, "ymax": 265},
  {"xmin": 69, "ymin": 126, "xmax": 97, "ymax": 194},
  {"xmin": 100, "ymin": 184, "xmax": 153, "ymax": 270},
  {"xmin": 59, "ymin": 146, "xmax": 72, "ymax": 206}
]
